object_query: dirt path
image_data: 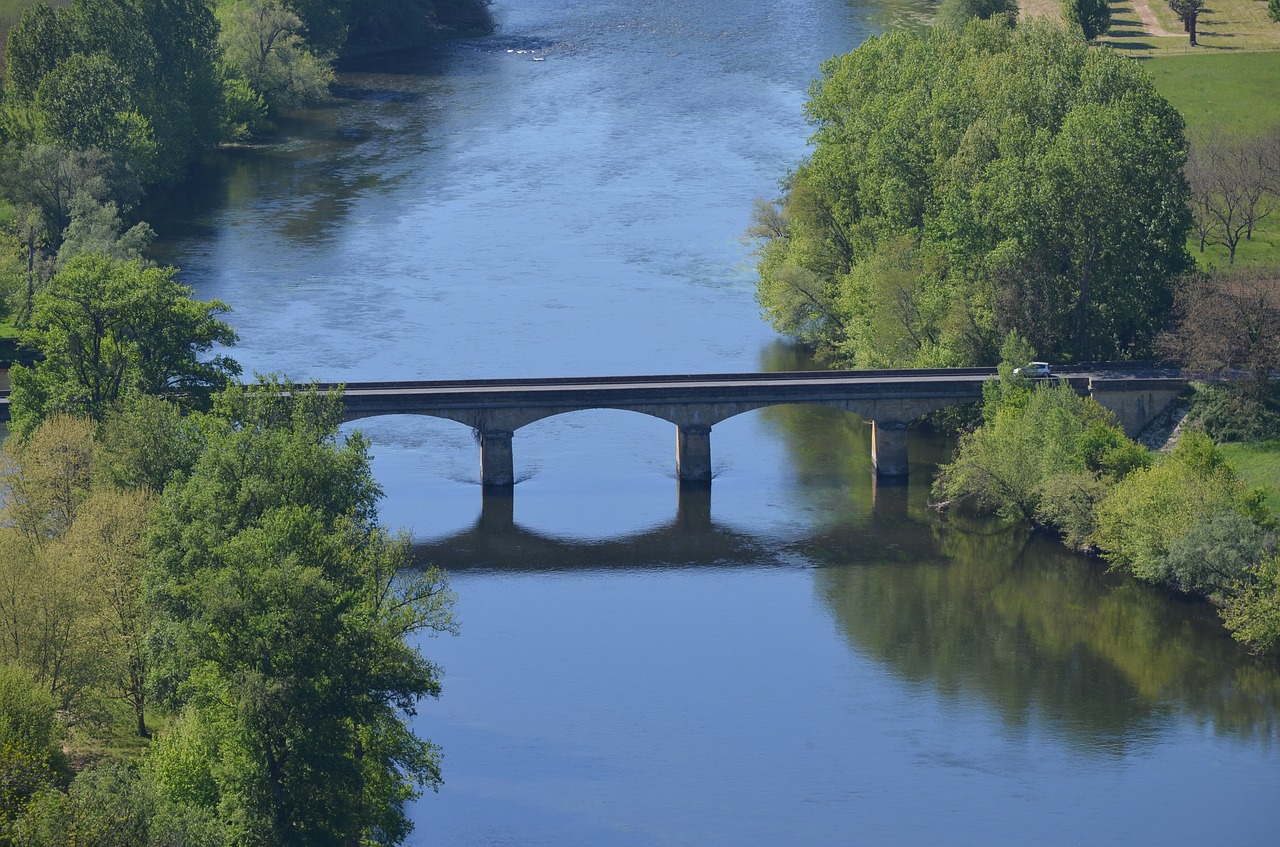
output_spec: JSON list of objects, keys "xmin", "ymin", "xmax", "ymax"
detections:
[{"xmin": 1130, "ymin": 0, "xmax": 1181, "ymax": 38}]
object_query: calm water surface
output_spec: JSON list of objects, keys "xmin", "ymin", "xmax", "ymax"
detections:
[{"xmin": 147, "ymin": 0, "xmax": 1280, "ymax": 843}]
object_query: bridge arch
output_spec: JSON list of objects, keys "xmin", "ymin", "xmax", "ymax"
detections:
[{"xmin": 343, "ymin": 393, "xmax": 977, "ymax": 488}]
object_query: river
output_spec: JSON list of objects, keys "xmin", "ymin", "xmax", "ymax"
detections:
[{"xmin": 144, "ymin": 0, "xmax": 1280, "ymax": 844}]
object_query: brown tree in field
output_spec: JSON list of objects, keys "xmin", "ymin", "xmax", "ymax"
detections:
[
  {"xmin": 1160, "ymin": 269, "xmax": 1280, "ymax": 404},
  {"xmin": 1185, "ymin": 130, "xmax": 1280, "ymax": 265}
]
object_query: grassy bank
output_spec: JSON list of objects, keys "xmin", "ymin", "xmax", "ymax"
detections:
[{"xmin": 1220, "ymin": 441, "xmax": 1280, "ymax": 514}]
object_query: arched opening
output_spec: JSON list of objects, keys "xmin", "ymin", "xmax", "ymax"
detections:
[
  {"xmin": 341, "ymin": 414, "xmax": 481, "ymax": 541},
  {"xmin": 500, "ymin": 408, "xmax": 677, "ymax": 541}
]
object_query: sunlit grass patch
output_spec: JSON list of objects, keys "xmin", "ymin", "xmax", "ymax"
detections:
[{"xmin": 1220, "ymin": 440, "xmax": 1280, "ymax": 515}]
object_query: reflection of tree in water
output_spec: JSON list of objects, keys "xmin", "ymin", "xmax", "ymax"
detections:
[
  {"xmin": 814, "ymin": 516, "xmax": 1280, "ymax": 749},
  {"xmin": 757, "ymin": 340, "xmax": 1280, "ymax": 745}
]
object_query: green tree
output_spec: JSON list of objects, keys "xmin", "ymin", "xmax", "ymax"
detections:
[
  {"xmin": 1093, "ymin": 431, "xmax": 1270, "ymax": 595},
  {"xmin": 0, "ymin": 663, "xmax": 69, "ymax": 835},
  {"xmin": 935, "ymin": 0, "xmax": 1017, "ymax": 28},
  {"xmin": 1221, "ymin": 555, "xmax": 1280, "ymax": 654},
  {"xmin": 753, "ymin": 21, "xmax": 1189, "ymax": 367},
  {"xmin": 145, "ymin": 380, "xmax": 457, "ymax": 846},
  {"xmin": 1064, "ymin": 0, "xmax": 1111, "ymax": 41},
  {"xmin": 0, "ymin": 416, "xmax": 107, "ymax": 711},
  {"xmin": 8, "ymin": 253, "xmax": 239, "ymax": 436},
  {"xmin": 5, "ymin": 0, "xmax": 225, "ymax": 184},
  {"xmin": 217, "ymin": 0, "xmax": 334, "ymax": 117},
  {"xmin": 56, "ymin": 196, "xmax": 155, "ymax": 267},
  {"xmin": 933, "ymin": 380, "xmax": 1122, "ymax": 522},
  {"xmin": 13, "ymin": 762, "xmax": 227, "ymax": 847}
]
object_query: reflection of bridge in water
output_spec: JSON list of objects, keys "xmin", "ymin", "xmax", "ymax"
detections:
[
  {"xmin": 412, "ymin": 480, "xmax": 940, "ymax": 572},
  {"xmin": 332, "ymin": 367, "xmax": 1187, "ymax": 489}
]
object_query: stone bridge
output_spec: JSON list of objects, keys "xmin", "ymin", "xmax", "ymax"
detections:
[
  {"xmin": 322, "ymin": 368, "xmax": 1187, "ymax": 488},
  {"xmin": 0, "ymin": 367, "xmax": 1187, "ymax": 488}
]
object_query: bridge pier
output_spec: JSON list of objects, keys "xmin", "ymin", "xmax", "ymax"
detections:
[
  {"xmin": 479, "ymin": 429, "xmax": 515, "ymax": 489},
  {"xmin": 677, "ymin": 424, "xmax": 712, "ymax": 487},
  {"xmin": 870, "ymin": 420, "xmax": 910, "ymax": 477}
]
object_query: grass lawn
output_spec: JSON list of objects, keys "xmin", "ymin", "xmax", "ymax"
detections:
[
  {"xmin": 1139, "ymin": 52, "xmax": 1280, "ymax": 270},
  {"xmin": 1103, "ymin": 0, "xmax": 1280, "ymax": 55},
  {"xmin": 1220, "ymin": 440, "xmax": 1280, "ymax": 514},
  {"xmin": 1143, "ymin": 51, "xmax": 1280, "ymax": 135}
]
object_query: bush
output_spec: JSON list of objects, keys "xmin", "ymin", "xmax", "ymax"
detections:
[
  {"xmin": 0, "ymin": 663, "xmax": 67, "ymax": 833},
  {"xmin": 1191, "ymin": 382, "xmax": 1280, "ymax": 443},
  {"xmin": 1093, "ymin": 432, "xmax": 1271, "ymax": 595},
  {"xmin": 1222, "ymin": 556, "xmax": 1280, "ymax": 654}
]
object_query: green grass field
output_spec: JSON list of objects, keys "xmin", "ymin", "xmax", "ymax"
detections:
[
  {"xmin": 1220, "ymin": 441, "xmax": 1280, "ymax": 514},
  {"xmin": 1140, "ymin": 52, "xmax": 1280, "ymax": 270}
]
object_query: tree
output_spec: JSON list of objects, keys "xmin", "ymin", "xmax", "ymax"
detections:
[
  {"xmin": 0, "ymin": 416, "xmax": 107, "ymax": 711},
  {"xmin": 218, "ymin": 0, "xmax": 334, "ymax": 116},
  {"xmin": 1221, "ymin": 555, "xmax": 1280, "ymax": 654},
  {"xmin": 1271, "ymin": 0, "xmax": 1279, "ymax": 24},
  {"xmin": 1185, "ymin": 130, "xmax": 1278, "ymax": 264},
  {"xmin": 8, "ymin": 253, "xmax": 239, "ymax": 436},
  {"xmin": 1093, "ymin": 431, "xmax": 1270, "ymax": 595},
  {"xmin": 60, "ymin": 489, "xmax": 154, "ymax": 738},
  {"xmin": 145, "ymin": 380, "xmax": 457, "ymax": 846},
  {"xmin": 936, "ymin": 0, "xmax": 1017, "ymax": 27},
  {"xmin": 1169, "ymin": 0, "xmax": 1206, "ymax": 46},
  {"xmin": 1064, "ymin": 0, "xmax": 1111, "ymax": 41},
  {"xmin": 56, "ymin": 195, "xmax": 156, "ymax": 267},
  {"xmin": 0, "ymin": 663, "xmax": 69, "ymax": 833},
  {"xmin": 1, "ymin": 145, "xmax": 121, "ymax": 254},
  {"xmin": 5, "ymin": 0, "xmax": 226, "ymax": 184},
  {"xmin": 753, "ymin": 21, "xmax": 1190, "ymax": 368},
  {"xmin": 13, "ymin": 762, "xmax": 227, "ymax": 847},
  {"xmin": 1159, "ymin": 269, "xmax": 1280, "ymax": 438}
]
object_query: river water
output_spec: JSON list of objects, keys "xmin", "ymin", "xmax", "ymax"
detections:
[{"xmin": 145, "ymin": 0, "xmax": 1280, "ymax": 843}]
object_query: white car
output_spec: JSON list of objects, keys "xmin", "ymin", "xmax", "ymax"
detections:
[{"xmin": 1013, "ymin": 361, "xmax": 1052, "ymax": 378}]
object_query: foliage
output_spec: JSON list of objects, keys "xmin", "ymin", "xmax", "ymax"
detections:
[
  {"xmin": 935, "ymin": 0, "xmax": 1017, "ymax": 27},
  {"xmin": 752, "ymin": 20, "xmax": 1190, "ymax": 368},
  {"xmin": 217, "ymin": 0, "xmax": 334, "ymax": 120},
  {"xmin": 56, "ymin": 196, "xmax": 155, "ymax": 268},
  {"xmin": 8, "ymin": 253, "xmax": 239, "ymax": 436},
  {"xmin": 1093, "ymin": 431, "xmax": 1271, "ymax": 596},
  {"xmin": 1187, "ymin": 381, "xmax": 1280, "ymax": 444},
  {"xmin": 934, "ymin": 378, "xmax": 1129, "ymax": 525},
  {"xmin": 0, "ymin": 416, "xmax": 104, "ymax": 710},
  {"xmin": 1063, "ymin": 0, "xmax": 1111, "ymax": 40},
  {"xmin": 0, "ymin": 663, "xmax": 68, "ymax": 833},
  {"xmin": 144, "ymin": 379, "xmax": 458, "ymax": 847},
  {"xmin": 4, "ymin": 0, "xmax": 225, "ymax": 185},
  {"xmin": 12, "ymin": 762, "xmax": 228, "ymax": 847},
  {"xmin": 0, "ymin": 413, "xmax": 159, "ymax": 739},
  {"xmin": 93, "ymin": 394, "xmax": 203, "ymax": 495},
  {"xmin": 1221, "ymin": 555, "xmax": 1280, "ymax": 654}
]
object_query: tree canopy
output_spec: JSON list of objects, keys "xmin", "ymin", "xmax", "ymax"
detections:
[
  {"xmin": 753, "ymin": 20, "xmax": 1191, "ymax": 368},
  {"xmin": 8, "ymin": 252, "xmax": 239, "ymax": 436},
  {"xmin": 145, "ymin": 380, "xmax": 457, "ymax": 846}
]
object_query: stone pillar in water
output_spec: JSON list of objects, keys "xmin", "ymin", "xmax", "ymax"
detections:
[
  {"xmin": 479, "ymin": 429, "xmax": 515, "ymax": 489},
  {"xmin": 870, "ymin": 420, "xmax": 909, "ymax": 477},
  {"xmin": 676, "ymin": 424, "xmax": 712, "ymax": 487}
]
